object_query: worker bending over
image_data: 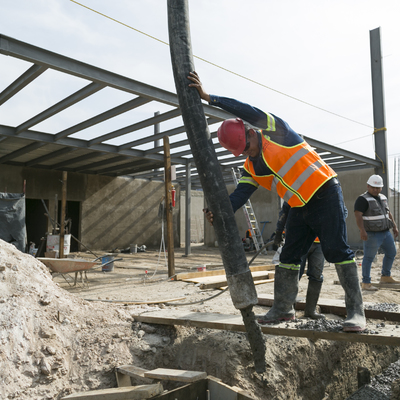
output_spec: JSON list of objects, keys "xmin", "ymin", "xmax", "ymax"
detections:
[{"xmin": 188, "ymin": 71, "xmax": 365, "ymax": 332}]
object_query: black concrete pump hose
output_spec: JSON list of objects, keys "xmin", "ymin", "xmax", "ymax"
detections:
[{"xmin": 167, "ymin": 0, "xmax": 266, "ymax": 373}]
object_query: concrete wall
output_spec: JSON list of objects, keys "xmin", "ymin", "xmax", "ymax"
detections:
[
  {"xmin": 204, "ymin": 168, "xmax": 376, "ymax": 250},
  {"xmin": 0, "ymin": 165, "xmax": 180, "ymax": 251},
  {"xmin": 180, "ymin": 190, "xmax": 205, "ymax": 245}
]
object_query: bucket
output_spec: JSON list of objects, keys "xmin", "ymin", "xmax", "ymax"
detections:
[
  {"xmin": 101, "ymin": 255, "xmax": 114, "ymax": 272},
  {"xmin": 46, "ymin": 234, "xmax": 71, "ymax": 257}
]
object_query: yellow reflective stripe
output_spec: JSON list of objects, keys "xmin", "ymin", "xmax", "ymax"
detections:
[
  {"xmin": 335, "ymin": 259, "xmax": 356, "ymax": 265},
  {"xmin": 238, "ymin": 176, "xmax": 259, "ymax": 188},
  {"xmin": 279, "ymin": 263, "xmax": 300, "ymax": 271},
  {"xmin": 264, "ymin": 112, "xmax": 276, "ymax": 131}
]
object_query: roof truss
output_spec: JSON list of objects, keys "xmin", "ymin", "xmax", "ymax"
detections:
[{"xmin": 0, "ymin": 34, "xmax": 379, "ymax": 188}]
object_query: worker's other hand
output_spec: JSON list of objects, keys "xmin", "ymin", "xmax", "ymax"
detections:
[
  {"xmin": 203, "ymin": 208, "xmax": 214, "ymax": 226},
  {"xmin": 393, "ymin": 225, "xmax": 399, "ymax": 238},
  {"xmin": 273, "ymin": 231, "xmax": 283, "ymax": 247},
  {"xmin": 188, "ymin": 71, "xmax": 210, "ymax": 103},
  {"xmin": 359, "ymin": 229, "xmax": 368, "ymax": 241}
]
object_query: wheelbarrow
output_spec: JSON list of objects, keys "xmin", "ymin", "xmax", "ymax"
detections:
[{"xmin": 38, "ymin": 256, "xmax": 121, "ymax": 287}]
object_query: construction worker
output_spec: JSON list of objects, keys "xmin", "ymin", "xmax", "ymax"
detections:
[
  {"xmin": 354, "ymin": 174, "xmax": 399, "ymax": 291},
  {"xmin": 274, "ymin": 202, "xmax": 326, "ymax": 319},
  {"xmin": 188, "ymin": 71, "xmax": 365, "ymax": 332}
]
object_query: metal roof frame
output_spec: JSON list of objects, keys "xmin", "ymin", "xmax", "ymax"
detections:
[{"xmin": 0, "ymin": 34, "xmax": 380, "ymax": 188}]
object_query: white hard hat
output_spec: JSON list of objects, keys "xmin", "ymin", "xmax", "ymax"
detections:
[{"xmin": 367, "ymin": 174, "xmax": 384, "ymax": 187}]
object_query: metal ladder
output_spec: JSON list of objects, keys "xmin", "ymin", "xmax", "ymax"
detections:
[{"xmin": 231, "ymin": 167, "xmax": 265, "ymax": 252}]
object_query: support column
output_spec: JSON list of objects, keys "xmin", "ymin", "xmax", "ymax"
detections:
[
  {"xmin": 185, "ymin": 162, "xmax": 191, "ymax": 256},
  {"xmin": 163, "ymin": 136, "xmax": 175, "ymax": 278},
  {"xmin": 59, "ymin": 171, "xmax": 67, "ymax": 258},
  {"xmin": 370, "ymin": 27, "xmax": 389, "ymax": 196}
]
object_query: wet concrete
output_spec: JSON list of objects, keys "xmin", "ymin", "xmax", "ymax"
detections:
[{"xmin": 241, "ymin": 306, "xmax": 266, "ymax": 374}]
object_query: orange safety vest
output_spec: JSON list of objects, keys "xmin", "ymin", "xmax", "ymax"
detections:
[{"xmin": 243, "ymin": 133, "xmax": 336, "ymax": 207}]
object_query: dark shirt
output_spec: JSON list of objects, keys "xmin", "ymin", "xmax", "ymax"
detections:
[{"xmin": 354, "ymin": 194, "xmax": 382, "ymax": 214}]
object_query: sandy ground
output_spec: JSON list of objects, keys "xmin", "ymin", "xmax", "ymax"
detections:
[{"xmin": 2, "ymin": 240, "xmax": 400, "ymax": 399}]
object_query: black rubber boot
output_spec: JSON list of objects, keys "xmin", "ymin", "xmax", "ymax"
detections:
[
  {"xmin": 335, "ymin": 262, "xmax": 366, "ymax": 332},
  {"xmin": 304, "ymin": 280, "xmax": 325, "ymax": 319},
  {"xmin": 257, "ymin": 266, "xmax": 299, "ymax": 325}
]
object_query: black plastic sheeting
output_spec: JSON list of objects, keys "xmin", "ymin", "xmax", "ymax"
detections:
[{"xmin": 0, "ymin": 193, "xmax": 26, "ymax": 252}]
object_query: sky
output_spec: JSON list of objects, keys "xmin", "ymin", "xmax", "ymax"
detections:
[{"xmin": 0, "ymin": 0, "xmax": 399, "ymax": 187}]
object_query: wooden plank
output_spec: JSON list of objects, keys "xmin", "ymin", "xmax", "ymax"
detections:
[
  {"xmin": 257, "ymin": 294, "xmax": 400, "ymax": 322},
  {"xmin": 131, "ymin": 310, "xmax": 400, "ymax": 346},
  {"xmin": 61, "ymin": 383, "xmax": 163, "ymax": 400},
  {"xmin": 187, "ymin": 271, "xmax": 274, "ymax": 290},
  {"xmin": 207, "ymin": 376, "xmax": 255, "ymax": 400},
  {"xmin": 144, "ymin": 368, "xmax": 207, "ymax": 382},
  {"xmin": 176, "ymin": 265, "xmax": 275, "ymax": 281},
  {"xmin": 151, "ymin": 380, "xmax": 207, "ymax": 400},
  {"xmin": 115, "ymin": 365, "xmax": 153, "ymax": 386},
  {"xmin": 115, "ymin": 370, "xmax": 131, "ymax": 388}
]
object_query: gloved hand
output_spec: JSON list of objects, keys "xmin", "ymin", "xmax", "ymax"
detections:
[{"xmin": 273, "ymin": 231, "xmax": 283, "ymax": 247}]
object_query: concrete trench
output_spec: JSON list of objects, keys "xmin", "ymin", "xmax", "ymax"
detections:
[{"xmin": 134, "ymin": 321, "xmax": 400, "ymax": 399}]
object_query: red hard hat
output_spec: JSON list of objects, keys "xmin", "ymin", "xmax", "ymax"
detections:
[{"xmin": 217, "ymin": 118, "xmax": 246, "ymax": 157}]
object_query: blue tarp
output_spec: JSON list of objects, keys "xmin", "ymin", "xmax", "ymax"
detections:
[{"xmin": 0, "ymin": 193, "xmax": 26, "ymax": 252}]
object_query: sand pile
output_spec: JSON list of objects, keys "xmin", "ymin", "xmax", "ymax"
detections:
[{"xmin": 0, "ymin": 239, "xmax": 168, "ymax": 399}]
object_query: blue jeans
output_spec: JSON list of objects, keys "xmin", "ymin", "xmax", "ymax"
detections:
[
  {"xmin": 361, "ymin": 230, "xmax": 397, "ymax": 283},
  {"xmin": 280, "ymin": 182, "xmax": 353, "ymax": 268},
  {"xmin": 299, "ymin": 242, "xmax": 325, "ymax": 282}
]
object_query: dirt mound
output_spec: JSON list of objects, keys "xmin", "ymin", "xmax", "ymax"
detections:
[
  {"xmin": 2, "ymin": 238, "xmax": 400, "ymax": 400},
  {"xmin": 0, "ymin": 239, "xmax": 150, "ymax": 399}
]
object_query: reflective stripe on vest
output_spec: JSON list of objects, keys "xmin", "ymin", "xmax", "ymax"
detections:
[{"xmin": 243, "ymin": 133, "xmax": 336, "ymax": 207}]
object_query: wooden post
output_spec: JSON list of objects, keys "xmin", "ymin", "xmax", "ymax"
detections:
[
  {"xmin": 163, "ymin": 136, "xmax": 175, "ymax": 277},
  {"xmin": 59, "ymin": 171, "xmax": 67, "ymax": 258},
  {"xmin": 53, "ymin": 194, "xmax": 58, "ymax": 235}
]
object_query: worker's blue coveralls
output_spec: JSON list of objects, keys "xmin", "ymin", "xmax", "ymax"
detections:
[{"xmin": 209, "ymin": 95, "xmax": 354, "ymax": 269}]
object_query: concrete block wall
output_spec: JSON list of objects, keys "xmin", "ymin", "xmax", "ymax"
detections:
[
  {"xmin": 81, "ymin": 175, "xmax": 180, "ymax": 251},
  {"xmin": 0, "ymin": 165, "xmax": 180, "ymax": 251}
]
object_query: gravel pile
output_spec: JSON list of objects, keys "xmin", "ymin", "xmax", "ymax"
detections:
[
  {"xmin": 346, "ymin": 359, "xmax": 400, "ymax": 400},
  {"xmin": 365, "ymin": 302, "xmax": 399, "ymax": 313},
  {"xmin": 294, "ymin": 318, "xmax": 344, "ymax": 332}
]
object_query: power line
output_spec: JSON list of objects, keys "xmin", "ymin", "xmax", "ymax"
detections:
[
  {"xmin": 70, "ymin": 0, "xmax": 373, "ymax": 130},
  {"xmin": 334, "ymin": 134, "xmax": 372, "ymax": 146}
]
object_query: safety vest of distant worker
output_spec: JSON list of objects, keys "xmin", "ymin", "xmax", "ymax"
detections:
[
  {"xmin": 243, "ymin": 133, "xmax": 336, "ymax": 207},
  {"xmin": 361, "ymin": 192, "xmax": 394, "ymax": 232}
]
